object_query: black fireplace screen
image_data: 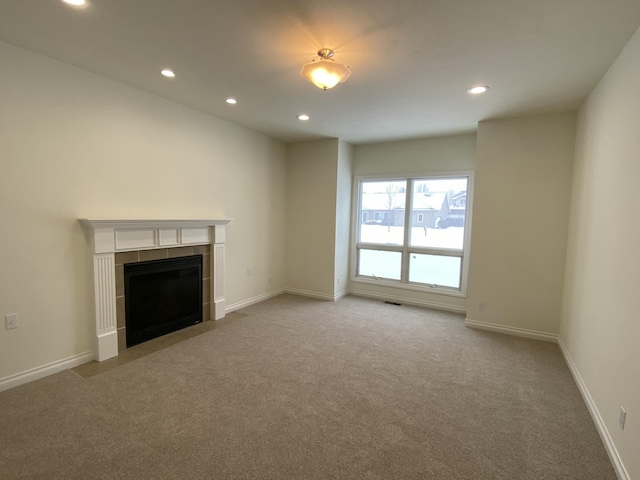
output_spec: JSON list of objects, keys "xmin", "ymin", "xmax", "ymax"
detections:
[{"xmin": 124, "ymin": 255, "xmax": 203, "ymax": 348}]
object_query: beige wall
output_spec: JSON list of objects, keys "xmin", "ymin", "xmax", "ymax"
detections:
[
  {"xmin": 0, "ymin": 42, "xmax": 287, "ymax": 380},
  {"xmin": 285, "ymin": 139, "xmax": 339, "ymax": 298},
  {"xmin": 350, "ymin": 134, "xmax": 476, "ymax": 311},
  {"xmin": 334, "ymin": 140, "xmax": 353, "ymax": 297},
  {"xmin": 560, "ymin": 26, "xmax": 640, "ymax": 479},
  {"xmin": 467, "ymin": 113, "xmax": 575, "ymax": 336},
  {"xmin": 353, "ymin": 134, "xmax": 476, "ymax": 177}
]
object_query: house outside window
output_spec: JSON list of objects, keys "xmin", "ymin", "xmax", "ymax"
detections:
[{"xmin": 352, "ymin": 173, "xmax": 472, "ymax": 295}]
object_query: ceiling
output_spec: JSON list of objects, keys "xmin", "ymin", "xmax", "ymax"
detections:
[{"xmin": 1, "ymin": 0, "xmax": 640, "ymax": 144}]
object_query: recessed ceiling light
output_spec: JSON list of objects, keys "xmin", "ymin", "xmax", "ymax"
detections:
[
  {"xmin": 161, "ymin": 69, "xmax": 176, "ymax": 78},
  {"xmin": 226, "ymin": 98, "xmax": 237, "ymax": 105},
  {"xmin": 297, "ymin": 114, "xmax": 310, "ymax": 121},
  {"xmin": 467, "ymin": 85, "xmax": 489, "ymax": 95},
  {"xmin": 62, "ymin": 0, "xmax": 86, "ymax": 6}
]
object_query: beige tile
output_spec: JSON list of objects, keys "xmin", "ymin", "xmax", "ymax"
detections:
[
  {"xmin": 202, "ymin": 278, "xmax": 210, "ymax": 303},
  {"xmin": 115, "ymin": 251, "xmax": 139, "ymax": 265},
  {"xmin": 116, "ymin": 296, "xmax": 126, "ymax": 328},
  {"xmin": 139, "ymin": 249, "xmax": 168, "ymax": 262},
  {"xmin": 115, "ymin": 264, "xmax": 124, "ymax": 297},
  {"xmin": 203, "ymin": 302, "xmax": 211, "ymax": 321},
  {"xmin": 167, "ymin": 246, "xmax": 193, "ymax": 258},
  {"xmin": 117, "ymin": 328, "xmax": 127, "ymax": 352},
  {"xmin": 193, "ymin": 245, "xmax": 210, "ymax": 255},
  {"xmin": 202, "ymin": 254, "xmax": 211, "ymax": 279}
]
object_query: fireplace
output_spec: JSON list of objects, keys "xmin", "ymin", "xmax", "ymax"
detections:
[
  {"xmin": 80, "ymin": 219, "xmax": 231, "ymax": 361},
  {"xmin": 125, "ymin": 255, "xmax": 203, "ymax": 347}
]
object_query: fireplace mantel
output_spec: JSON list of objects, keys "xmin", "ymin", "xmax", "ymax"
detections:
[{"xmin": 80, "ymin": 218, "xmax": 232, "ymax": 361}]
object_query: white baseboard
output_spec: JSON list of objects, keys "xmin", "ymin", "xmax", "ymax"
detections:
[
  {"xmin": 0, "ymin": 351, "xmax": 94, "ymax": 393},
  {"xmin": 334, "ymin": 290, "xmax": 349, "ymax": 301},
  {"xmin": 227, "ymin": 288, "xmax": 349, "ymax": 310},
  {"xmin": 349, "ymin": 289, "xmax": 466, "ymax": 314},
  {"xmin": 284, "ymin": 288, "xmax": 337, "ymax": 301},
  {"xmin": 225, "ymin": 288, "xmax": 286, "ymax": 313},
  {"xmin": 464, "ymin": 318, "xmax": 558, "ymax": 343},
  {"xmin": 558, "ymin": 338, "xmax": 629, "ymax": 480}
]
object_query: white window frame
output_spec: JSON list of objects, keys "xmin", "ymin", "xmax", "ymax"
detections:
[{"xmin": 350, "ymin": 171, "xmax": 474, "ymax": 297}]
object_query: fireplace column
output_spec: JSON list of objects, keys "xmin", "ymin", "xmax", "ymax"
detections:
[
  {"xmin": 212, "ymin": 224, "xmax": 227, "ymax": 320},
  {"xmin": 94, "ymin": 251, "xmax": 118, "ymax": 361}
]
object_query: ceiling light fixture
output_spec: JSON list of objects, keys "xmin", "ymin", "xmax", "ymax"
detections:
[
  {"xmin": 297, "ymin": 114, "xmax": 310, "ymax": 121},
  {"xmin": 62, "ymin": 0, "xmax": 86, "ymax": 6},
  {"xmin": 225, "ymin": 98, "xmax": 237, "ymax": 104},
  {"xmin": 467, "ymin": 85, "xmax": 489, "ymax": 95},
  {"xmin": 300, "ymin": 49, "xmax": 351, "ymax": 91},
  {"xmin": 161, "ymin": 69, "xmax": 176, "ymax": 78}
]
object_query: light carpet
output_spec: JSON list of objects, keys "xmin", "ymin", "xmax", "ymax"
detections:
[{"xmin": 0, "ymin": 294, "xmax": 615, "ymax": 479}]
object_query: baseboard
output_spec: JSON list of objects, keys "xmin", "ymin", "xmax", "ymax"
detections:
[
  {"xmin": 225, "ymin": 288, "xmax": 286, "ymax": 313},
  {"xmin": 464, "ymin": 318, "xmax": 558, "ymax": 343},
  {"xmin": 558, "ymin": 338, "xmax": 629, "ymax": 480},
  {"xmin": 284, "ymin": 288, "xmax": 337, "ymax": 301},
  {"xmin": 334, "ymin": 289, "xmax": 349, "ymax": 301},
  {"xmin": 0, "ymin": 351, "xmax": 94, "ymax": 393},
  {"xmin": 349, "ymin": 289, "xmax": 466, "ymax": 314}
]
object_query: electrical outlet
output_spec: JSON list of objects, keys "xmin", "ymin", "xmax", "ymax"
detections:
[
  {"xmin": 5, "ymin": 313, "xmax": 18, "ymax": 330},
  {"xmin": 478, "ymin": 302, "xmax": 486, "ymax": 311},
  {"xmin": 337, "ymin": 278, "xmax": 341, "ymax": 285},
  {"xmin": 619, "ymin": 407, "xmax": 627, "ymax": 431},
  {"xmin": 246, "ymin": 268, "xmax": 252, "ymax": 276},
  {"xmin": 268, "ymin": 277, "xmax": 272, "ymax": 284}
]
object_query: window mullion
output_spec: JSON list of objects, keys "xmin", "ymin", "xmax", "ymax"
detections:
[
  {"xmin": 401, "ymin": 179, "xmax": 413, "ymax": 283},
  {"xmin": 409, "ymin": 247, "xmax": 464, "ymax": 257},
  {"xmin": 357, "ymin": 243, "xmax": 402, "ymax": 252}
]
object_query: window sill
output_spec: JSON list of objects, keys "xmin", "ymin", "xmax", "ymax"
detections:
[{"xmin": 350, "ymin": 276, "xmax": 467, "ymax": 298}]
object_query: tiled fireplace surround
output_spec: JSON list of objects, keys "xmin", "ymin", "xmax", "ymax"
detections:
[
  {"xmin": 114, "ymin": 245, "xmax": 212, "ymax": 352},
  {"xmin": 81, "ymin": 219, "xmax": 231, "ymax": 362}
]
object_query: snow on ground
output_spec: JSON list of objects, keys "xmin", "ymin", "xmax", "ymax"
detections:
[
  {"xmin": 357, "ymin": 225, "xmax": 464, "ymax": 287},
  {"xmin": 359, "ymin": 225, "xmax": 464, "ymax": 250}
]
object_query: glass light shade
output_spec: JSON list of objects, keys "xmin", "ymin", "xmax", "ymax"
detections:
[{"xmin": 300, "ymin": 58, "xmax": 351, "ymax": 90}]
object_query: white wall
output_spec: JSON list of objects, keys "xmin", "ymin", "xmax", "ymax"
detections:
[
  {"xmin": 351, "ymin": 134, "xmax": 476, "ymax": 311},
  {"xmin": 467, "ymin": 113, "xmax": 575, "ymax": 337},
  {"xmin": 285, "ymin": 139, "xmax": 339, "ymax": 299},
  {"xmin": 0, "ymin": 42, "xmax": 287, "ymax": 380},
  {"xmin": 334, "ymin": 140, "xmax": 353, "ymax": 297},
  {"xmin": 560, "ymin": 26, "xmax": 640, "ymax": 480}
]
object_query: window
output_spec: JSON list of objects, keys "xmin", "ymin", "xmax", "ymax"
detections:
[{"xmin": 353, "ymin": 174, "xmax": 472, "ymax": 295}]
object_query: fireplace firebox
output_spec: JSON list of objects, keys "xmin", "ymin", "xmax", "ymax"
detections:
[{"xmin": 124, "ymin": 255, "xmax": 203, "ymax": 347}]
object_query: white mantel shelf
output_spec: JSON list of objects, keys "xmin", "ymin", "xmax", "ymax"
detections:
[
  {"xmin": 81, "ymin": 218, "xmax": 232, "ymax": 229},
  {"xmin": 80, "ymin": 218, "xmax": 232, "ymax": 362}
]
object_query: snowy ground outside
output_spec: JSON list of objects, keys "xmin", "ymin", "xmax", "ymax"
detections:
[
  {"xmin": 358, "ymin": 225, "xmax": 463, "ymax": 287},
  {"xmin": 359, "ymin": 225, "xmax": 464, "ymax": 250}
]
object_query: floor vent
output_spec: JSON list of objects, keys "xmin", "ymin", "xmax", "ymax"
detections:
[{"xmin": 384, "ymin": 301, "xmax": 402, "ymax": 306}]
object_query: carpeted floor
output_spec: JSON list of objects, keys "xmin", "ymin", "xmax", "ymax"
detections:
[{"xmin": 0, "ymin": 294, "xmax": 615, "ymax": 479}]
